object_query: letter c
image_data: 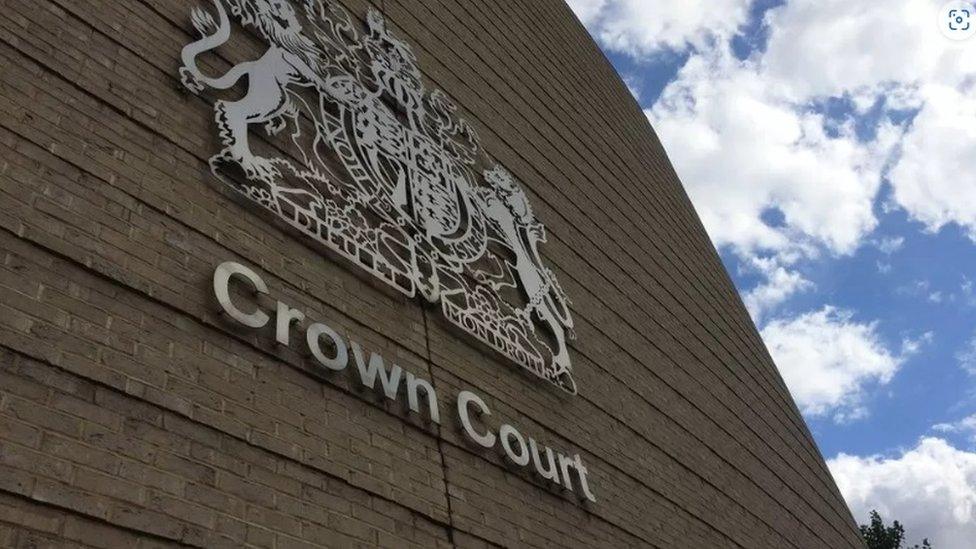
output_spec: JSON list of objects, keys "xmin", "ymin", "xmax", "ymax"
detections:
[
  {"xmin": 457, "ymin": 390, "xmax": 495, "ymax": 448},
  {"xmin": 213, "ymin": 261, "xmax": 270, "ymax": 328}
]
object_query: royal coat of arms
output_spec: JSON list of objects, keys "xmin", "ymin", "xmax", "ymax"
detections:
[{"xmin": 179, "ymin": 0, "xmax": 577, "ymax": 393}]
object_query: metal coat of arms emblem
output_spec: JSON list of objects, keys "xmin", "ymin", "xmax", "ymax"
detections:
[{"xmin": 179, "ymin": 0, "xmax": 578, "ymax": 393}]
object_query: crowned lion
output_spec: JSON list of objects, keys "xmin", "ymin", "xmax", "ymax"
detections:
[{"xmin": 179, "ymin": 0, "xmax": 353, "ymax": 181}]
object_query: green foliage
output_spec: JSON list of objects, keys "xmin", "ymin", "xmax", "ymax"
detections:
[{"xmin": 859, "ymin": 510, "xmax": 932, "ymax": 549}]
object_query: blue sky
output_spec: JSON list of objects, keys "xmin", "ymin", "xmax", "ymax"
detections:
[
  {"xmin": 568, "ymin": 0, "xmax": 976, "ymax": 546},
  {"xmin": 794, "ymin": 195, "xmax": 976, "ymax": 455}
]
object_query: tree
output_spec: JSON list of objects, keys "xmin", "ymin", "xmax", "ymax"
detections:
[{"xmin": 859, "ymin": 510, "xmax": 932, "ymax": 549}]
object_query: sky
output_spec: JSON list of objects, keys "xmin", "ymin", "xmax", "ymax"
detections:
[{"xmin": 565, "ymin": 0, "xmax": 976, "ymax": 546}]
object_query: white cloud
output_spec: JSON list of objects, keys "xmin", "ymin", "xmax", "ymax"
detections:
[
  {"xmin": 829, "ymin": 438, "xmax": 976, "ymax": 549},
  {"xmin": 963, "ymin": 277, "xmax": 976, "ymax": 307},
  {"xmin": 876, "ymin": 236, "xmax": 905, "ymax": 255},
  {"xmin": 741, "ymin": 256, "xmax": 813, "ymax": 322},
  {"xmin": 616, "ymin": 0, "xmax": 974, "ymax": 316},
  {"xmin": 899, "ymin": 280, "xmax": 945, "ymax": 303},
  {"xmin": 647, "ymin": 46, "xmax": 899, "ymax": 261},
  {"xmin": 758, "ymin": 0, "xmax": 976, "ymax": 241},
  {"xmin": 958, "ymin": 332, "xmax": 976, "ymax": 376},
  {"xmin": 934, "ymin": 414, "xmax": 976, "ymax": 445},
  {"xmin": 622, "ymin": 74, "xmax": 642, "ymax": 101},
  {"xmin": 761, "ymin": 0, "xmax": 976, "ymax": 99},
  {"xmin": 565, "ymin": 0, "xmax": 607, "ymax": 27},
  {"xmin": 888, "ymin": 83, "xmax": 976, "ymax": 241},
  {"xmin": 566, "ymin": 0, "xmax": 752, "ymax": 55},
  {"xmin": 901, "ymin": 331, "xmax": 935, "ymax": 356},
  {"xmin": 761, "ymin": 307, "xmax": 902, "ymax": 421}
]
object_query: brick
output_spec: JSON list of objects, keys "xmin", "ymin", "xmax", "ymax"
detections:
[
  {"xmin": 0, "ymin": 497, "xmax": 25, "ymax": 527},
  {"xmin": 3, "ymin": 396, "xmax": 81, "ymax": 438},
  {"xmin": 0, "ymin": 441, "xmax": 71, "ymax": 483},
  {"xmin": 82, "ymin": 423, "xmax": 158, "ymax": 464},
  {"xmin": 215, "ymin": 473, "xmax": 275, "ymax": 508},
  {"xmin": 329, "ymin": 512, "xmax": 378, "ymax": 543},
  {"xmin": 188, "ymin": 443, "xmax": 248, "ymax": 478},
  {"xmin": 38, "ymin": 285, "xmax": 110, "ymax": 327},
  {"xmin": 248, "ymin": 463, "xmax": 301, "ymax": 497},
  {"xmin": 145, "ymin": 490, "xmax": 216, "ymax": 529},
  {"xmin": 63, "ymin": 516, "xmax": 143, "ymax": 549},
  {"xmin": 180, "ymin": 528, "xmax": 242, "ymax": 549},
  {"xmin": 72, "ymin": 468, "xmax": 145, "ymax": 504},
  {"xmin": 108, "ymin": 504, "xmax": 183, "ymax": 541},
  {"xmin": 214, "ymin": 514, "xmax": 247, "ymax": 541},
  {"xmin": 190, "ymin": 405, "xmax": 249, "ymax": 440},
  {"xmin": 40, "ymin": 433, "xmax": 121, "ymax": 475},
  {"xmin": 94, "ymin": 387, "xmax": 163, "ymax": 426},
  {"xmin": 0, "ymin": 374, "xmax": 49, "ymax": 408},
  {"xmin": 246, "ymin": 505, "xmax": 302, "ymax": 536},
  {"xmin": 300, "ymin": 521, "xmax": 358, "ymax": 549},
  {"xmin": 0, "ymin": 462, "xmax": 35, "ymax": 498},
  {"xmin": 276, "ymin": 534, "xmax": 322, "ymax": 549},
  {"xmin": 4, "ymin": 528, "xmax": 65, "ymax": 549},
  {"xmin": 121, "ymin": 419, "xmax": 189, "ymax": 456},
  {"xmin": 32, "ymin": 478, "xmax": 111, "ymax": 521},
  {"xmin": 58, "ymin": 352, "xmax": 128, "ymax": 393},
  {"xmin": 0, "ymin": 414, "xmax": 42, "ymax": 448},
  {"xmin": 12, "ymin": 356, "xmax": 96, "ymax": 401},
  {"xmin": 154, "ymin": 451, "xmax": 215, "ymax": 485},
  {"xmin": 185, "ymin": 483, "xmax": 245, "ymax": 518},
  {"xmin": 246, "ymin": 524, "xmax": 276, "ymax": 548},
  {"xmin": 117, "ymin": 460, "xmax": 184, "ymax": 496},
  {"xmin": 0, "ymin": 283, "xmax": 69, "ymax": 328}
]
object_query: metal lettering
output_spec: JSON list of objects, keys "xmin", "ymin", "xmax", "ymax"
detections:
[
  {"xmin": 406, "ymin": 372, "xmax": 441, "ymax": 425},
  {"xmin": 558, "ymin": 453, "xmax": 577, "ymax": 493},
  {"xmin": 529, "ymin": 438, "xmax": 561, "ymax": 485},
  {"xmin": 499, "ymin": 424, "xmax": 530, "ymax": 467},
  {"xmin": 574, "ymin": 454, "xmax": 597, "ymax": 503},
  {"xmin": 213, "ymin": 261, "xmax": 270, "ymax": 328},
  {"xmin": 351, "ymin": 341, "xmax": 403, "ymax": 401},
  {"xmin": 275, "ymin": 301, "xmax": 305, "ymax": 346},
  {"xmin": 457, "ymin": 391, "xmax": 495, "ymax": 448},
  {"xmin": 306, "ymin": 322, "xmax": 348, "ymax": 372}
]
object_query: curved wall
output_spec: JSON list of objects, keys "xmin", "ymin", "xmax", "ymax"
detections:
[{"xmin": 0, "ymin": 0, "xmax": 862, "ymax": 547}]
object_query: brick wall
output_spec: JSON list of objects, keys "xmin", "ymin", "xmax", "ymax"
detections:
[{"xmin": 0, "ymin": 0, "xmax": 863, "ymax": 547}]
